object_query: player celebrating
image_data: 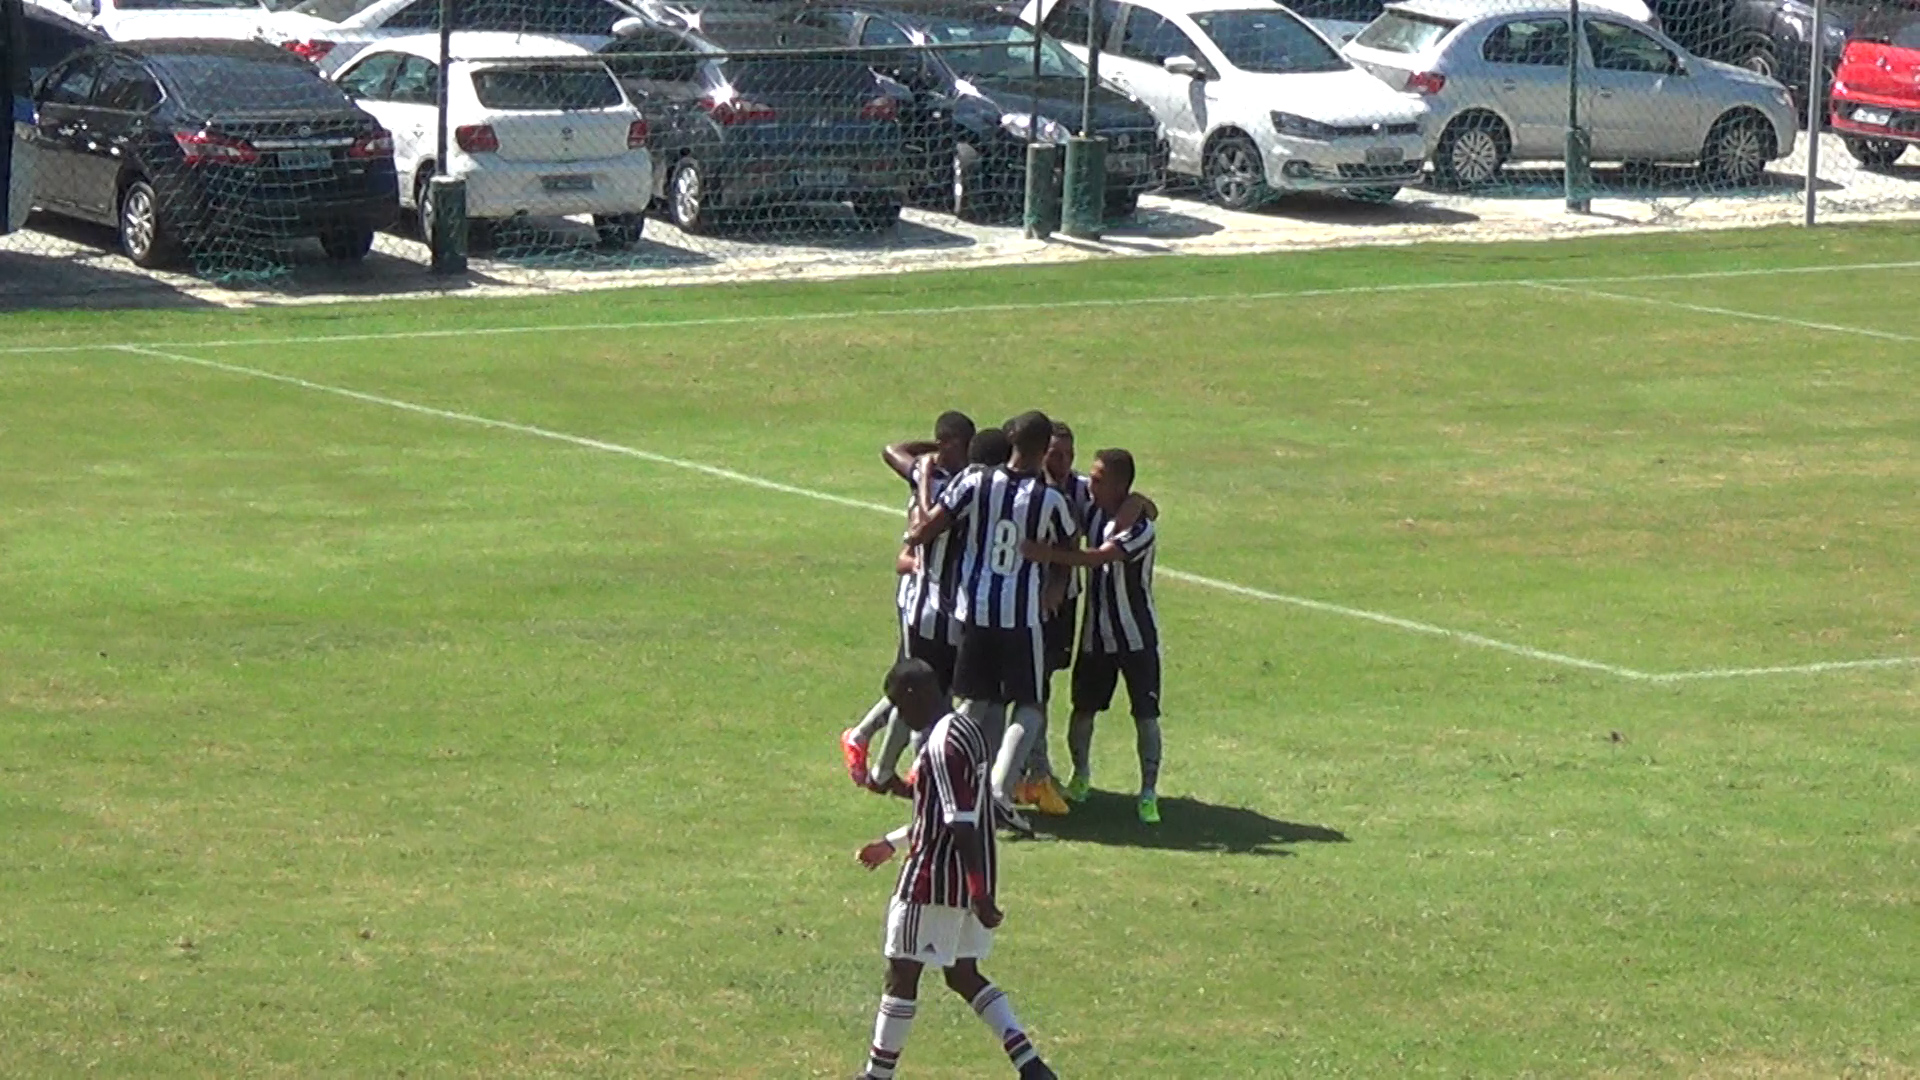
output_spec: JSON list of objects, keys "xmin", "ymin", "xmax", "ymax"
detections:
[
  {"xmin": 1022, "ymin": 448, "xmax": 1164, "ymax": 824},
  {"xmin": 905, "ymin": 411, "xmax": 1076, "ymax": 836},
  {"xmin": 851, "ymin": 658, "xmax": 1058, "ymax": 1080},
  {"xmin": 843, "ymin": 412, "xmax": 976, "ymax": 790}
]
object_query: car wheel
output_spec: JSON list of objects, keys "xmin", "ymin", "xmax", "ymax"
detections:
[
  {"xmin": 593, "ymin": 213, "xmax": 645, "ymax": 248},
  {"xmin": 118, "ymin": 178, "xmax": 178, "ymax": 269},
  {"xmin": 952, "ymin": 143, "xmax": 1001, "ymax": 223},
  {"xmin": 1844, "ymin": 136, "xmax": 1905, "ymax": 169},
  {"xmin": 854, "ymin": 199, "xmax": 903, "ymax": 231},
  {"xmin": 669, "ymin": 159, "xmax": 714, "ymax": 235},
  {"xmin": 415, "ymin": 170, "xmax": 437, "ymax": 239},
  {"xmin": 1204, "ymin": 132, "xmax": 1266, "ymax": 210},
  {"xmin": 1735, "ymin": 40, "xmax": 1778, "ymax": 81},
  {"xmin": 1433, "ymin": 114, "xmax": 1507, "ymax": 188},
  {"xmin": 320, "ymin": 227, "xmax": 374, "ymax": 261},
  {"xmin": 1702, "ymin": 112, "xmax": 1774, "ymax": 186},
  {"xmin": 1347, "ymin": 186, "xmax": 1400, "ymax": 204}
]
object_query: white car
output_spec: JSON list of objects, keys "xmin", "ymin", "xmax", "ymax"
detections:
[
  {"xmin": 29, "ymin": 0, "xmax": 330, "ymax": 44},
  {"xmin": 1284, "ymin": 0, "xmax": 1654, "ymax": 46},
  {"xmin": 1032, "ymin": 0, "xmax": 1429, "ymax": 206},
  {"xmin": 331, "ymin": 32, "xmax": 654, "ymax": 246},
  {"xmin": 280, "ymin": 0, "xmax": 637, "ymax": 73}
]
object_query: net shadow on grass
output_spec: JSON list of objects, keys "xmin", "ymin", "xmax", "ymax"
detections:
[{"xmin": 1023, "ymin": 790, "xmax": 1347, "ymax": 857}]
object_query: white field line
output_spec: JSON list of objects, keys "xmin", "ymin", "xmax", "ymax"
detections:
[
  {"xmin": 116, "ymin": 344, "xmax": 1918, "ymax": 684},
  {"xmin": 1528, "ymin": 282, "xmax": 1920, "ymax": 343},
  {"xmin": 8, "ymin": 257, "xmax": 1920, "ymax": 357}
]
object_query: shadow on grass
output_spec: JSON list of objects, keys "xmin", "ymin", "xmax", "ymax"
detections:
[{"xmin": 1022, "ymin": 790, "xmax": 1347, "ymax": 856}]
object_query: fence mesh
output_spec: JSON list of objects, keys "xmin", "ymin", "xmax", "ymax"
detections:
[{"xmin": 3, "ymin": 0, "xmax": 1920, "ymax": 302}]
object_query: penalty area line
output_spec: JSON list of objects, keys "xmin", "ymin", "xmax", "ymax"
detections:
[{"xmin": 114, "ymin": 345, "xmax": 1917, "ymax": 684}]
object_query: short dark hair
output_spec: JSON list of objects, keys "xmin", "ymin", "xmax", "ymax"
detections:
[
  {"xmin": 885, "ymin": 656, "xmax": 937, "ymax": 698},
  {"xmin": 969, "ymin": 428, "xmax": 1012, "ymax": 466},
  {"xmin": 1009, "ymin": 410, "xmax": 1053, "ymax": 457},
  {"xmin": 1050, "ymin": 420, "xmax": 1074, "ymax": 442},
  {"xmin": 934, "ymin": 410, "xmax": 975, "ymax": 445},
  {"xmin": 1095, "ymin": 448, "xmax": 1136, "ymax": 490}
]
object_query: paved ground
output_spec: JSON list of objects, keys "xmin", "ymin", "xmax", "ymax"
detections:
[{"xmin": 3, "ymin": 132, "xmax": 1917, "ymax": 311}]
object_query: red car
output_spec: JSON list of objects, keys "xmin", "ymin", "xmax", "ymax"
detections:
[{"xmin": 1830, "ymin": 9, "xmax": 1920, "ymax": 168}]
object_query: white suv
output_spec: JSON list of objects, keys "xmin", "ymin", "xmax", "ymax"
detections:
[
  {"xmin": 332, "ymin": 32, "xmax": 654, "ymax": 246},
  {"xmin": 1033, "ymin": 0, "xmax": 1428, "ymax": 206}
]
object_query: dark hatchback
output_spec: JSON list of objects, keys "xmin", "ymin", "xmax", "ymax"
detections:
[
  {"xmin": 601, "ymin": 7, "xmax": 909, "ymax": 233},
  {"xmin": 29, "ymin": 39, "xmax": 398, "ymax": 267},
  {"xmin": 795, "ymin": 0, "xmax": 1167, "ymax": 220}
]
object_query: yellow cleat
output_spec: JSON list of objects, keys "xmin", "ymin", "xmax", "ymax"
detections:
[{"xmin": 1031, "ymin": 779, "xmax": 1071, "ymax": 816}]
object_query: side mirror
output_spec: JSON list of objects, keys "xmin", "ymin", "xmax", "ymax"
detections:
[
  {"xmin": 1163, "ymin": 54, "xmax": 1205, "ymax": 79},
  {"xmin": 610, "ymin": 16, "xmax": 646, "ymax": 37}
]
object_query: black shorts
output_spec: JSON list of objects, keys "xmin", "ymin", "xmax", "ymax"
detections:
[
  {"xmin": 1071, "ymin": 649, "xmax": 1162, "ymax": 720},
  {"xmin": 899, "ymin": 630, "xmax": 959, "ymax": 697},
  {"xmin": 952, "ymin": 623, "xmax": 1046, "ymax": 707},
  {"xmin": 1042, "ymin": 604, "xmax": 1077, "ymax": 674}
]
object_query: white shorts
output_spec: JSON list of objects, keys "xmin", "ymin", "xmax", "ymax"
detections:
[{"xmin": 884, "ymin": 897, "xmax": 994, "ymax": 968}]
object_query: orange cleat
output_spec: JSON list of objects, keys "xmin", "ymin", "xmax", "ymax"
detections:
[{"xmin": 841, "ymin": 728, "xmax": 870, "ymax": 788}]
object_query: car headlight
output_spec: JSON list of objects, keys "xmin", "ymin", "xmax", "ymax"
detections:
[
  {"xmin": 1271, "ymin": 111, "xmax": 1338, "ymax": 140},
  {"xmin": 1000, "ymin": 113, "xmax": 1071, "ymax": 145}
]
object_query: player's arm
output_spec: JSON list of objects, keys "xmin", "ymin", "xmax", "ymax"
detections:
[
  {"xmin": 1114, "ymin": 492, "xmax": 1159, "ymax": 530},
  {"xmin": 905, "ymin": 468, "xmax": 974, "ymax": 546},
  {"xmin": 857, "ymin": 822, "xmax": 914, "ymax": 869},
  {"xmin": 952, "ymin": 822, "xmax": 1002, "ymax": 928},
  {"xmin": 896, "ymin": 546, "xmax": 919, "ymax": 575},
  {"xmin": 882, "ymin": 440, "xmax": 939, "ymax": 482}
]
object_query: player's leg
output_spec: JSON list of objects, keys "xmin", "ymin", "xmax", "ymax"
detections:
[
  {"xmin": 945, "ymin": 956, "xmax": 1055, "ymax": 1079},
  {"xmin": 866, "ymin": 899, "xmax": 961, "ymax": 1079},
  {"xmin": 843, "ymin": 696, "xmax": 892, "ymax": 788},
  {"xmin": 1122, "ymin": 649, "xmax": 1165, "ymax": 824},
  {"xmin": 988, "ymin": 627, "xmax": 1047, "ymax": 822},
  {"xmin": 1065, "ymin": 652, "xmax": 1120, "ymax": 801}
]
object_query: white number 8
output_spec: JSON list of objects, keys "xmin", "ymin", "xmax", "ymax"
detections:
[{"xmin": 988, "ymin": 520, "xmax": 1021, "ymax": 575}]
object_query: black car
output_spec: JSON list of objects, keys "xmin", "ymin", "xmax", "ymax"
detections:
[
  {"xmin": 19, "ymin": 2, "xmax": 105, "ymax": 86},
  {"xmin": 28, "ymin": 38, "xmax": 398, "ymax": 267},
  {"xmin": 794, "ymin": 0, "xmax": 1168, "ymax": 220},
  {"xmin": 600, "ymin": 4, "xmax": 909, "ymax": 233},
  {"xmin": 1649, "ymin": 0, "xmax": 1861, "ymax": 114}
]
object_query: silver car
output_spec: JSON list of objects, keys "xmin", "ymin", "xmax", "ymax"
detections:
[{"xmin": 1341, "ymin": 0, "xmax": 1799, "ymax": 186}]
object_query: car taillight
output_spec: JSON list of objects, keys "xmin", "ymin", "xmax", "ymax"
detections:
[
  {"xmin": 859, "ymin": 95, "xmax": 897, "ymax": 122},
  {"xmin": 627, "ymin": 118, "xmax": 649, "ymax": 148},
  {"xmin": 700, "ymin": 95, "xmax": 776, "ymax": 125},
  {"xmin": 349, "ymin": 128, "xmax": 393, "ymax": 158},
  {"xmin": 281, "ymin": 38, "xmax": 335, "ymax": 63},
  {"xmin": 174, "ymin": 129, "xmax": 259, "ymax": 166},
  {"xmin": 455, "ymin": 123, "xmax": 499, "ymax": 153},
  {"xmin": 1405, "ymin": 71, "xmax": 1446, "ymax": 95}
]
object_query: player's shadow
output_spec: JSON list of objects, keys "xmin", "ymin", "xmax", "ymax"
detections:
[{"xmin": 1024, "ymin": 791, "xmax": 1346, "ymax": 857}]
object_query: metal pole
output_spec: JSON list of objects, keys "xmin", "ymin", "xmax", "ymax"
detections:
[
  {"xmin": 1024, "ymin": 25, "xmax": 1059, "ymax": 238},
  {"xmin": 1565, "ymin": 0, "xmax": 1589, "ymax": 212},
  {"xmin": 436, "ymin": 0, "xmax": 451, "ymax": 176},
  {"xmin": 1081, "ymin": 2, "xmax": 1098, "ymax": 136},
  {"xmin": 1804, "ymin": 0, "xmax": 1823, "ymax": 225}
]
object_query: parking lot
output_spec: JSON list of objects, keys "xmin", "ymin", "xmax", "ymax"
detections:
[{"xmin": 3, "ymin": 130, "xmax": 1917, "ymax": 311}]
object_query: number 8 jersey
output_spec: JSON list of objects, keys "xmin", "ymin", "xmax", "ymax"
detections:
[{"xmin": 937, "ymin": 464, "xmax": 1077, "ymax": 630}]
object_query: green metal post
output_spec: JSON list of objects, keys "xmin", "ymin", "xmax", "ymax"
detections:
[
  {"xmin": 1061, "ymin": 136, "xmax": 1106, "ymax": 239},
  {"xmin": 429, "ymin": 176, "xmax": 467, "ymax": 274},
  {"xmin": 1565, "ymin": 0, "xmax": 1590, "ymax": 212},
  {"xmin": 1024, "ymin": 142, "xmax": 1062, "ymax": 238}
]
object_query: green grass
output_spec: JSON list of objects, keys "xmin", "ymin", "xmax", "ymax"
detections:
[{"xmin": 2, "ymin": 224, "xmax": 1916, "ymax": 1078}]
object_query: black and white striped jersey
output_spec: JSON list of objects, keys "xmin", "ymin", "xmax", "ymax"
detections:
[
  {"xmin": 938, "ymin": 465, "xmax": 1076, "ymax": 630},
  {"xmin": 1055, "ymin": 471, "xmax": 1093, "ymax": 601},
  {"xmin": 897, "ymin": 459, "xmax": 963, "ymax": 644},
  {"xmin": 1079, "ymin": 505, "xmax": 1159, "ymax": 654}
]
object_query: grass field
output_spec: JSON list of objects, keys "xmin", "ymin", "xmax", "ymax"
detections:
[{"xmin": 2, "ymin": 224, "xmax": 1916, "ymax": 1079}]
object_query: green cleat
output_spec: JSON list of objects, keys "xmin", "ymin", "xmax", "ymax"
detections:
[
  {"xmin": 1063, "ymin": 773, "xmax": 1091, "ymax": 803},
  {"xmin": 1137, "ymin": 793, "xmax": 1161, "ymax": 825}
]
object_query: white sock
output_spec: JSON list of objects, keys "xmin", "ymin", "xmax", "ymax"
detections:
[
  {"xmin": 865, "ymin": 994, "xmax": 916, "ymax": 1079},
  {"xmin": 970, "ymin": 984, "xmax": 1039, "ymax": 1069},
  {"xmin": 850, "ymin": 697, "xmax": 892, "ymax": 744},
  {"xmin": 869, "ymin": 712, "xmax": 913, "ymax": 784},
  {"xmin": 990, "ymin": 704, "xmax": 1044, "ymax": 805}
]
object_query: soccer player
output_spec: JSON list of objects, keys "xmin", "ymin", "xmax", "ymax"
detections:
[
  {"xmin": 844, "ymin": 412, "xmax": 976, "ymax": 790},
  {"xmin": 905, "ymin": 411, "xmax": 1076, "ymax": 837},
  {"xmin": 1018, "ymin": 421, "xmax": 1090, "ymax": 817},
  {"xmin": 851, "ymin": 658, "xmax": 1058, "ymax": 1080},
  {"xmin": 1022, "ymin": 448, "xmax": 1164, "ymax": 824}
]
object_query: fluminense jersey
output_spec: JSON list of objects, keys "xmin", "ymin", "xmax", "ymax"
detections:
[
  {"xmin": 894, "ymin": 711, "xmax": 997, "ymax": 907},
  {"xmin": 938, "ymin": 465, "xmax": 1075, "ymax": 629}
]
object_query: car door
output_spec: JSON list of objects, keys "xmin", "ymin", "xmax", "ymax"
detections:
[
  {"xmin": 1582, "ymin": 18, "xmax": 1700, "ymax": 159},
  {"xmin": 384, "ymin": 54, "xmax": 442, "ymax": 182},
  {"xmin": 1473, "ymin": 16, "xmax": 1573, "ymax": 158},
  {"xmin": 1107, "ymin": 4, "xmax": 1203, "ymax": 170},
  {"xmin": 859, "ymin": 16, "xmax": 950, "ymax": 184},
  {"xmin": 83, "ymin": 57, "xmax": 163, "ymax": 220},
  {"xmin": 335, "ymin": 52, "xmax": 414, "ymax": 190},
  {"xmin": 31, "ymin": 54, "xmax": 102, "ymax": 216},
  {"xmin": 599, "ymin": 30, "xmax": 703, "ymax": 198}
]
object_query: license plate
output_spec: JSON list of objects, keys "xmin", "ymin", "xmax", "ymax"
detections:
[
  {"xmin": 541, "ymin": 174, "xmax": 594, "ymax": 193},
  {"xmin": 1106, "ymin": 153, "xmax": 1148, "ymax": 175},
  {"xmin": 278, "ymin": 148, "xmax": 333, "ymax": 171},
  {"xmin": 1855, "ymin": 107, "xmax": 1893, "ymax": 126},
  {"xmin": 1364, "ymin": 147, "xmax": 1404, "ymax": 166},
  {"xmin": 796, "ymin": 168, "xmax": 849, "ymax": 187}
]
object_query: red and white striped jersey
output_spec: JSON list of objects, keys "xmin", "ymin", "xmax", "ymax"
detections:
[{"xmin": 894, "ymin": 711, "xmax": 997, "ymax": 907}]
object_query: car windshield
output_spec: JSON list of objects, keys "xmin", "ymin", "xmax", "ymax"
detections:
[
  {"xmin": 718, "ymin": 58, "xmax": 879, "ymax": 96},
  {"xmin": 280, "ymin": 0, "xmax": 380, "ymax": 21},
  {"xmin": 1191, "ymin": 8, "xmax": 1348, "ymax": 72},
  {"xmin": 120, "ymin": 0, "xmax": 262, "ymax": 9},
  {"xmin": 1282, "ymin": 0, "xmax": 1384, "ymax": 21},
  {"xmin": 470, "ymin": 65, "xmax": 623, "ymax": 108},
  {"xmin": 151, "ymin": 53, "xmax": 353, "ymax": 111},
  {"xmin": 1852, "ymin": 10, "xmax": 1920, "ymax": 46},
  {"xmin": 1351, "ymin": 9, "xmax": 1457, "ymax": 53},
  {"xmin": 920, "ymin": 21, "xmax": 1086, "ymax": 81}
]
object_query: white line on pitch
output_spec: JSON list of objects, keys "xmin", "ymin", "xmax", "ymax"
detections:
[
  {"xmin": 1528, "ymin": 283, "xmax": 1920, "ymax": 343},
  {"xmin": 111, "ymin": 344, "xmax": 1920, "ymax": 684},
  {"xmin": 9, "ymin": 257, "xmax": 1919, "ymax": 357}
]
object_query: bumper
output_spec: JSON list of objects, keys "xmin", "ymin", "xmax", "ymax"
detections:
[
  {"xmin": 452, "ymin": 152, "xmax": 655, "ymax": 220},
  {"xmin": 1830, "ymin": 97, "xmax": 1920, "ymax": 144},
  {"xmin": 708, "ymin": 161, "xmax": 906, "ymax": 209},
  {"xmin": 164, "ymin": 177, "xmax": 399, "ymax": 241},
  {"xmin": 1263, "ymin": 133, "xmax": 1428, "ymax": 191}
]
